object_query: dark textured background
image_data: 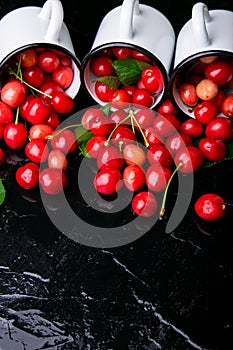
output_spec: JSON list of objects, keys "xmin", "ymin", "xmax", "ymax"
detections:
[{"xmin": 0, "ymin": 1, "xmax": 233, "ymax": 349}]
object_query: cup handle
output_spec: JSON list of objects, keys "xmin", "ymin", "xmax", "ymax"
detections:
[
  {"xmin": 39, "ymin": 0, "xmax": 64, "ymax": 42},
  {"xmin": 119, "ymin": 0, "xmax": 140, "ymax": 39},
  {"xmin": 192, "ymin": 2, "xmax": 211, "ymax": 47}
]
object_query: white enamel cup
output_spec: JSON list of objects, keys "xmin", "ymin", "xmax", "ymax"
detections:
[
  {"xmin": 0, "ymin": 0, "xmax": 81, "ymax": 98},
  {"xmin": 170, "ymin": 2, "xmax": 233, "ymax": 117},
  {"xmin": 81, "ymin": 0, "xmax": 175, "ymax": 108}
]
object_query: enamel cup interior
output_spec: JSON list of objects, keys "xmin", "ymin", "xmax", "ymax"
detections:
[{"xmin": 170, "ymin": 52, "xmax": 233, "ymax": 118}]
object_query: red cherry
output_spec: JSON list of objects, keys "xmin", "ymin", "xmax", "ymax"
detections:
[
  {"xmin": 25, "ymin": 96, "xmax": 52, "ymax": 124},
  {"xmin": 134, "ymin": 108, "xmax": 156, "ymax": 129},
  {"xmin": 111, "ymin": 125, "xmax": 136, "ymax": 147},
  {"xmin": 38, "ymin": 50, "xmax": 60, "ymax": 73},
  {"xmin": 108, "ymin": 89, "xmax": 131, "ymax": 109},
  {"xmin": 205, "ymin": 117, "xmax": 232, "ymax": 141},
  {"xmin": 132, "ymin": 88, "xmax": 155, "ymax": 108},
  {"xmin": 39, "ymin": 81, "xmax": 63, "ymax": 102},
  {"xmin": 122, "ymin": 85, "xmax": 137, "ymax": 98},
  {"xmin": 0, "ymin": 101, "xmax": 14, "ymax": 124},
  {"xmin": 16, "ymin": 162, "xmax": 39, "ymax": 189},
  {"xmin": 174, "ymin": 145, "xmax": 204, "ymax": 173},
  {"xmin": 194, "ymin": 193, "xmax": 226, "ymax": 221},
  {"xmin": 194, "ymin": 101, "xmax": 218, "ymax": 124},
  {"xmin": 23, "ymin": 66, "xmax": 45, "ymax": 88},
  {"xmin": 147, "ymin": 144, "xmax": 173, "ymax": 167},
  {"xmin": 86, "ymin": 135, "xmax": 107, "ymax": 158},
  {"xmin": 94, "ymin": 167, "xmax": 123, "ymax": 194},
  {"xmin": 50, "ymin": 129, "xmax": 77, "ymax": 154},
  {"xmin": 24, "ymin": 139, "xmax": 49, "ymax": 163},
  {"xmin": 89, "ymin": 115, "xmax": 114, "ymax": 137},
  {"xmin": 90, "ymin": 55, "xmax": 114, "ymax": 76},
  {"xmin": 153, "ymin": 114, "xmax": 180, "ymax": 138},
  {"xmin": 94, "ymin": 81, "xmax": 116, "ymax": 102},
  {"xmin": 179, "ymin": 118, "xmax": 204, "ymax": 137},
  {"xmin": 112, "ymin": 47, "xmax": 132, "ymax": 59},
  {"xmin": 179, "ymin": 82, "xmax": 199, "ymax": 106},
  {"xmin": 51, "ymin": 91, "xmax": 74, "ymax": 114},
  {"xmin": 29, "ymin": 123, "xmax": 54, "ymax": 141},
  {"xmin": 141, "ymin": 65, "xmax": 164, "ymax": 94},
  {"xmin": 97, "ymin": 145, "xmax": 124, "ymax": 170},
  {"xmin": 205, "ymin": 60, "xmax": 233, "ymax": 86},
  {"xmin": 81, "ymin": 108, "xmax": 105, "ymax": 130},
  {"xmin": 221, "ymin": 94, "xmax": 233, "ymax": 118},
  {"xmin": 156, "ymin": 98, "xmax": 177, "ymax": 115},
  {"xmin": 123, "ymin": 164, "xmax": 145, "ymax": 192},
  {"xmin": 146, "ymin": 164, "xmax": 171, "ymax": 192},
  {"xmin": 19, "ymin": 94, "xmax": 35, "ymax": 120},
  {"xmin": 132, "ymin": 50, "xmax": 151, "ymax": 62},
  {"xmin": 39, "ymin": 168, "xmax": 67, "ymax": 194},
  {"xmin": 45, "ymin": 111, "xmax": 60, "ymax": 129},
  {"xmin": 52, "ymin": 66, "xmax": 74, "ymax": 89},
  {"xmin": 16, "ymin": 49, "xmax": 38, "ymax": 68},
  {"xmin": 144, "ymin": 127, "xmax": 163, "ymax": 147},
  {"xmin": 165, "ymin": 132, "xmax": 192, "ymax": 155},
  {"xmin": 48, "ymin": 149, "xmax": 68, "ymax": 170},
  {"xmin": 109, "ymin": 109, "xmax": 129, "ymax": 126},
  {"xmin": 131, "ymin": 191, "xmax": 157, "ymax": 217},
  {"xmin": 210, "ymin": 90, "xmax": 225, "ymax": 113},
  {"xmin": 3, "ymin": 122, "xmax": 28, "ymax": 149},
  {"xmin": 1, "ymin": 79, "xmax": 28, "ymax": 108},
  {"xmin": 60, "ymin": 55, "xmax": 72, "ymax": 67},
  {"xmin": 198, "ymin": 137, "xmax": 227, "ymax": 161}
]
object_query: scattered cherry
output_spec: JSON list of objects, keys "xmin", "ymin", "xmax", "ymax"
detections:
[{"xmin": 194, "ymin": 193, "xmax": 226, "ymax": 221}]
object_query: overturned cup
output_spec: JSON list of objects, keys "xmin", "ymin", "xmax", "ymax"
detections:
[{"xmin": 80, "ymin": 0, "xmax": 175, "ymax": 109}]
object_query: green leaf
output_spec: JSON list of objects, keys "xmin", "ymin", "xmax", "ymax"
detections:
[
  {"xmin": 112, "ymin": 58, "xmax": 150, "ymax": 86},
  {"xmin": 100, "ymin": 103, "xmax": 111, "ymax": 117},
  {"xmin": 97, "ymin": 76, "xmax": 121, "ymax": 89},
  {"xmin": 0, "ymin": 179, "xmax": 6, "ymax": 206},
  {"xmin": 74, "ymin": 126, "xmax": 93, "ymax": 158}
]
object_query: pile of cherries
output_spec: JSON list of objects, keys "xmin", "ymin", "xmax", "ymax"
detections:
[
  {"xmin": 0, "ymin": 49, "xmax": 232, "ymax": 223},
  {"xmin": 89, "ymin": 47, "xmax": 164, "ymax": 108},
  {"xmin": 178, "ymin": 55, "xmax": 233, "ymax": 119},
  {"xmin": 80, "ymin": 92, "xmax": 232, "ymax": 220},
  {"xmin": 0, "ymin": 47, "xmax": 77, "ymax": 193}
]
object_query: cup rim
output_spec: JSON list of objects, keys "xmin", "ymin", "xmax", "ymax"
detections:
[
  {"xmin": 169, "ymin": 49, "xmax": 233, "ymax": 117},
  {"xmin": 80, "ymin": 42, "xmax": 169, "ymax": 109},
  {"xmin": 0, "ymin": 42, "xmax": 81, "ymax": 69}
]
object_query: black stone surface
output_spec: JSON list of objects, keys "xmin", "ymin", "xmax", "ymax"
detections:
[{"xmin": 0, "ymin": 1, "xmax": 233, "ymax": 349}]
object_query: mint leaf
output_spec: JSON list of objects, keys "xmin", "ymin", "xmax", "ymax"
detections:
[
  {"xmin": 112, "ymin": 58, "xmax": 150, "ymax": 86},
  {"xmin": 97, "ymin": 76, "xmax": 121, "ymax": 89},
  {"xmin": 0, "ymin": 179, "xmax": 6, "ymax": 206}
]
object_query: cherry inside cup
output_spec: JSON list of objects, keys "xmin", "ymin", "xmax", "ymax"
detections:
[
  {"xmin": 81, "ymin": 45, "xmax": 167, "ymax": 110},
  {"xmin": 0, "ymin": 44, "xmax": 81, "ymax": 100},
  {"xmin": 169, "ymin": 53, "xmax": 233, "ymax": 119}
]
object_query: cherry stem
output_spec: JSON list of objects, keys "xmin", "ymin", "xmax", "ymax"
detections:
[
  {"xmin": 104, "ymin": 108, "xmax": 149, "ymax": 147},
  {"xmin": 46, "ymin": 123, "xmax": 83, "ymax": 139},
  {"xmin": 15, "ymin": 106, "xmax": 20, "ymax": 125},
  {"xmin": 104, "ymin": 112, "xmax": 131, "ymax": 146},
  {"xmin": 9, "ymin": 68, "xmax": 52, "ymax": 99},
  {"xmin": 159, "ymin": 162, "xmax": 183, "ymax": 219},
  {"xmin": 131, "ymin": 114, "xmax": 149, "ymax": 147}
]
